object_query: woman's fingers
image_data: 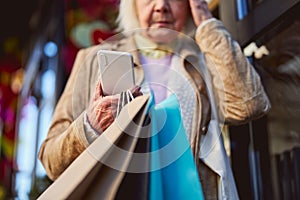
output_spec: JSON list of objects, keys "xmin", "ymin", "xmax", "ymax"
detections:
[
  {"xmin": 189, "ymin": 0, "xmax": 213, "ymax": 26},
  {"xmin": 130, "ymin": 85, "xmax": 143, "ymax": 98},
  {"xmin": 93, "ymin": 81, "xmax": 104, "ymax": 100}
]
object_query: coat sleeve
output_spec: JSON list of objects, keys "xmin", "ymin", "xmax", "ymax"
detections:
[
  {"xmin": 195, "ymin": 19, "xmax": 271, "ymax": 125},
  {"xmin": 38, "ymin": 48, "xmax": 95, "ymax": 180}
]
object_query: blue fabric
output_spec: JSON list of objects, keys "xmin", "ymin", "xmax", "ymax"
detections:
[{"xmin": 149, "ymin": 94, "xmax": 204, "ymax": 200}]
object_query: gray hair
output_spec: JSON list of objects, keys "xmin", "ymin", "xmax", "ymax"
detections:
[{"xmin": 116, "ymin": 0, "xmax": 196, "ymax": 36}]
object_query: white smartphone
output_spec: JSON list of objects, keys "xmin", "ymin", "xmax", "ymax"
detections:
[{"xmin": 97, "ymin": 50, "xmax": 135, "ymax": 95}]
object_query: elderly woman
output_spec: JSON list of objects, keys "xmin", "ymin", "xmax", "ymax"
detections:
[{"xmin": 39, "ymin": 0, "xmax": 270, "ymax": 199}]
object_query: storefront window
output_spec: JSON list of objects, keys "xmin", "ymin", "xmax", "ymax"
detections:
[{"xmin": 255, "ymin": 20, "xmax": 300, "ymax": 200}]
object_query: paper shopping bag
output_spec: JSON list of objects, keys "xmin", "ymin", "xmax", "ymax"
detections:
[
  {"xmin": 114, "ymin": 93, "xmax": 154, "ymax": 200},
  {"xmin": 149, "ymin": 94, "xmax": 204, "ymax": 200},
  {"xmin": 38, "ymin": 95, "xmax": 151, "ymax": 200}
]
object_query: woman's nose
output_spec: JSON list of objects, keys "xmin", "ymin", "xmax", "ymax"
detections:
[{"xmin": 153, "ymin": 0, "xmax": 170, "ymax": 13}]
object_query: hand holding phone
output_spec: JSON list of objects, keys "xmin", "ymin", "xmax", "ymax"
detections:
[{"xmin": 97, "ymin": 50, "xmax": 135, "ymax": 95}]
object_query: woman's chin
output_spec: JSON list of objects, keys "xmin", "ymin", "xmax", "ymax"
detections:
[{"xmin": 145, "ymin": 27, "xmax": 179, "ymax": 44}]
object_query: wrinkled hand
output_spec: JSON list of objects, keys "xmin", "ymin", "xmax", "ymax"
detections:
[
  {"xmin": 189, "ymin": 0, "xmax": 213, "ymax": 27},
  {"xmin": 86, "ymin": 82, "xmax": 142, "ymax": 134}
]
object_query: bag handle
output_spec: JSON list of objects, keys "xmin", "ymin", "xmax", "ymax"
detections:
[{"xmin": 117, "ymin": 90, "xmax": 134, "ymax": 116}]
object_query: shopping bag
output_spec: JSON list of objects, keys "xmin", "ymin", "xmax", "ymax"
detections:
[
  {"xmin": 114, "ymin": 91, "xmax": 154, "ymax": 200},
  {"xmin": 149, "ymin": 94, "xmax": 204, "ymax": 200},
  {"xmin": 38, "ymin": 94, "xmax": 151, "ymax": 200}
]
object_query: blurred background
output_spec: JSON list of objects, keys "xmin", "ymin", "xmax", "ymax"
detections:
[{"xmin": 0, "ymin": 0, "xmax": 299, "ymax": 199}]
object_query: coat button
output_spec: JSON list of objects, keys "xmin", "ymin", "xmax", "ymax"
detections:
[{"xmin": 201, "ymin": 126, "xmax": 207, "ymax": 132}]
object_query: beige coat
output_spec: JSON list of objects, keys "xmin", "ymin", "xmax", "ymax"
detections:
[{"xmin": 39, "ymin": 19, "xmax": 270, "ymax": 199}]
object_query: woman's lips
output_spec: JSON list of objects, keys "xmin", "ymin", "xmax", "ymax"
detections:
[{"xmin": 153, "ymin": 21, "xmax": 171, "ymax": 27}]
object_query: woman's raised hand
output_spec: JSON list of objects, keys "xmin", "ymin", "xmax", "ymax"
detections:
[{"xmin": 188, "ymin": 0, "xmax": 213, "ymax": 27}]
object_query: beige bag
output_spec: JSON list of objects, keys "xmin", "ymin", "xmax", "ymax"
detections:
[{"xmin": 38, "ymin": 95, "xmax": 150, "ymax": 200}]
